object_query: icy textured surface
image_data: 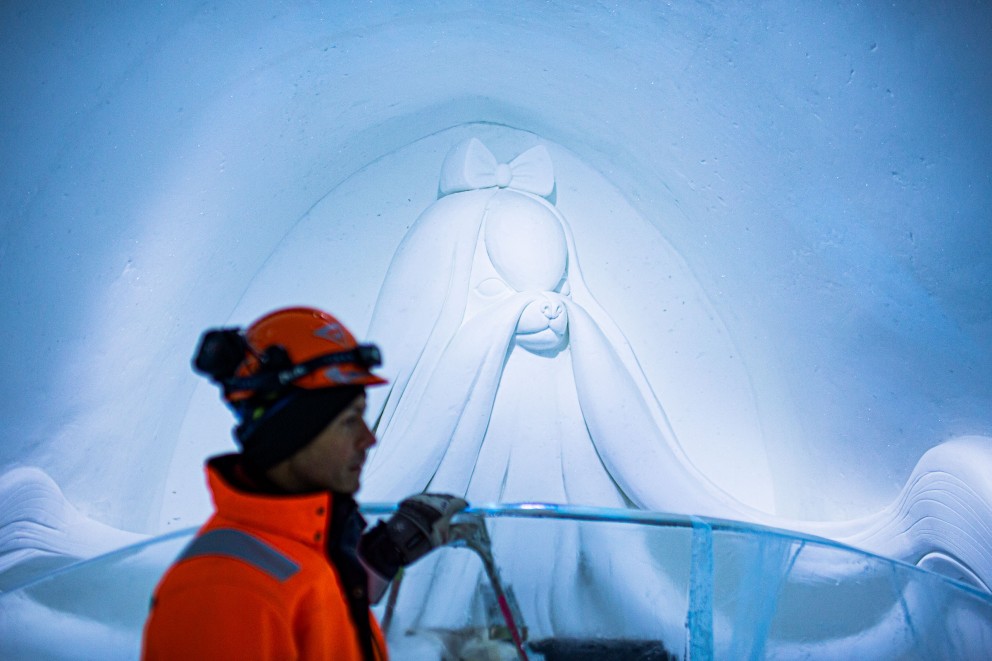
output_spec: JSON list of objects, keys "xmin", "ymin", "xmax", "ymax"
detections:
[
  {"xmin": 2, "ymin": 508, "xmax": 991, "ymax": 660},
  {"xmin": 1, "ymin": 2, "xmax": 991, "ymax": 658},
  {"xmin": 0, "ymin": 468, "xmax": 144, "ymax": 590},
  {"xmin": 1, "ymin": 1, "xmax": 989, "ymax": 532}
]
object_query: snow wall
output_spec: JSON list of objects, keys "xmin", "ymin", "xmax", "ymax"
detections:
[{"xmin": 1, "ymin": 2, "xmax": 990, "ymax": 538}]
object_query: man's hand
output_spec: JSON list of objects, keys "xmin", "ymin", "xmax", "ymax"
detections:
[
  {"xmin": 359, "ymin": 493, "xmax": 468, "ymax": 578},
  {"xmin": 391, "ymin": 493, "xmax": 469, "ymax": 551}
]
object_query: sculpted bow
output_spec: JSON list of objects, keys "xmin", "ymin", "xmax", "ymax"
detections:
[{"xmin": 439, "ymin": 138, "xmax": 555, "ymax": 198}]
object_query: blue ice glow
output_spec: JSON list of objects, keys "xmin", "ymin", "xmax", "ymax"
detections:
[
  {"xmin": 2, "ymin": 506, "xmax": 990, "ymax": 659},
  {"xmin": 1, "ymin": 0, "xmax": 990, "ymax": 528},
  {"xmin": 1, "ymin": 2, "xmax": 991, "ymax": 658}
]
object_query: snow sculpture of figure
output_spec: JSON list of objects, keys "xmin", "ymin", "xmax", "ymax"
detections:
[
  {"xmin": 362, "ymin": 137, "xmax": 745, "ymax": 517},
  {"xmin": 359, "ymin": 138, "xmax": 992, "ymax": 641},
  {"xmin": 361, "ymin": 137, "xmax": 717, "ymax": 639}
]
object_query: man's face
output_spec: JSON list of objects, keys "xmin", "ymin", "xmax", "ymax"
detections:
[{"xmin": 281, "ymin": 392, "xmax": 376, "ymax": 494}]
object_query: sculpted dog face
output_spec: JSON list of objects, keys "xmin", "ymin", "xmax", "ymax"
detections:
[{"xmin": 467, "ymin": 190, "xmax": 570, "ymax": 353}]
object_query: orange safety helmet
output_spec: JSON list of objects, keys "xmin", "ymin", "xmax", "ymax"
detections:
[{"xmin": 193, "ymin": 307, "xmax": 387, "ymax": 403}]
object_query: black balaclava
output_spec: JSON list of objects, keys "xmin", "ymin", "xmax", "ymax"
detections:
[{"xmin": 233, "ymin": 385, "xmax": 364, "ymax": 474}]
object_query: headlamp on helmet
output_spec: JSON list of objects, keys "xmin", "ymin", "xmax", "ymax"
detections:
[{"xmin": 191, "ymin": 307, "xmax": 387, "ymax": 403}]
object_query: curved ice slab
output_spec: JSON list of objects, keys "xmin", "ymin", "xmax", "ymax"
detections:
[
  {"xmin": 0, "ymin": 467, "xmax": 144, "ymax": 591},
  {"xmin": 1, "ymin": 506, "xmax": 989, "ymax": 660},
  {"xmin": 0, "ymin": 528, "xmax": 191, "ymax": 661},
  {"xmin": 379, "ymin": 504, "xmax": 992, "ymax": 660}
]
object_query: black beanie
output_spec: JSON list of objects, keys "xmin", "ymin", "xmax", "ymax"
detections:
[{"xmin": 234, "ymin": 385, "xmax": 364, "ymax": 473}]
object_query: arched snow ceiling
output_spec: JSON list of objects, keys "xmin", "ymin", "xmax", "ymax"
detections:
[{"xmin": 1, "ymin": 2, "xmax": 989, "ymax": 531}]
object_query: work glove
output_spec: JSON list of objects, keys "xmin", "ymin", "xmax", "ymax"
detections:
[{"xmin": 359, "ymin": 493, "xmax": 468, "ymax": 579}]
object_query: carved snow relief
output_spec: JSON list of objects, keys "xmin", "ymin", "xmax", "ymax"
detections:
[{"xmin": 360, "ymin": 138, "xmax": 992, "ymax": 644}]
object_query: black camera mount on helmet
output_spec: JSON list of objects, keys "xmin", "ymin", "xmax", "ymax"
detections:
[{"xmin": 192, "ymin": 326, "xmax": 382, "ymax": 399}]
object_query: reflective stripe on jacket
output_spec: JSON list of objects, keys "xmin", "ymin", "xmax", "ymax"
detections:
[{"xmin": 142, "ymin": 456, "xmax": 388, "ymax": 660}]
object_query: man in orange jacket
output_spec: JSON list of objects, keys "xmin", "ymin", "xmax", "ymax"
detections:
[{"xmin": 142, "ymin": 307, "xmax": 467, "ymax": 660}]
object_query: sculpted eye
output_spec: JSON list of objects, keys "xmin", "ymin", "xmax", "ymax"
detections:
[{"xmin": 476, "ymin": 277, "xmax": 512, "ymax": 297}]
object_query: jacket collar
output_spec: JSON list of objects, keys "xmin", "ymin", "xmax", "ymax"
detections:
[{"xmin": 206, "ymin": 453, "xmax": 338, "ymax": 550}]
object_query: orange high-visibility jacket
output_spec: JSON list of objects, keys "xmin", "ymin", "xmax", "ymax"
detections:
[{"xmin": 142, "ymin": 457, "xmax": 388, "ymax": 660}]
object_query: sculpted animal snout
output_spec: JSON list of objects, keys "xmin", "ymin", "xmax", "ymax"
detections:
[
  {"xmin": 514, "ymin": 292, "xmax": 569, "ymax": 352},
  {"xmin": 541, "ymin": 300, "xmax": 563, "ymax": 320}
]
